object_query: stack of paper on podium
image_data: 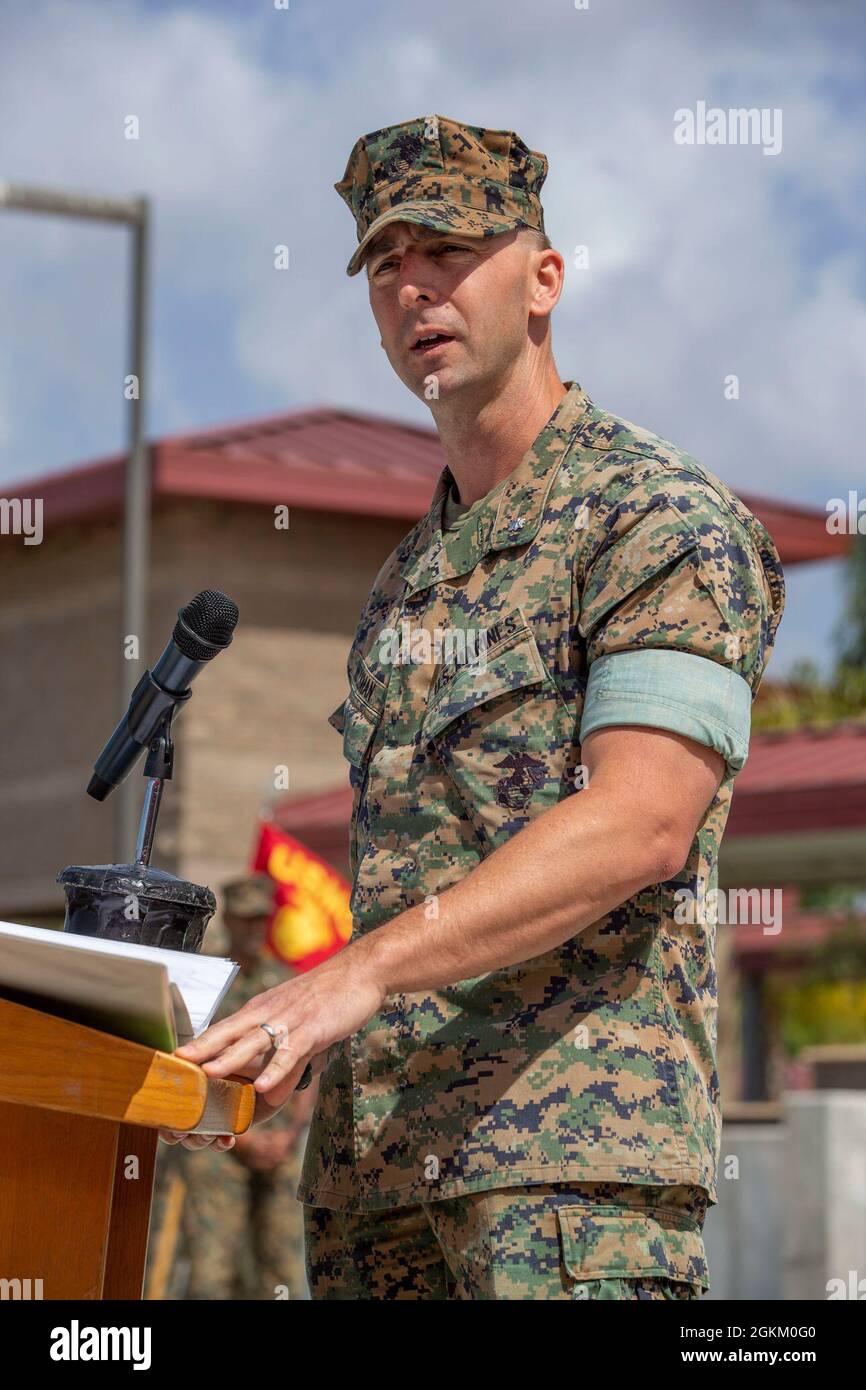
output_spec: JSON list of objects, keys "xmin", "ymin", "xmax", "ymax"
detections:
[{"xmin": 0, "ymin": 919, "xmax": 238, "ymax": 1049}]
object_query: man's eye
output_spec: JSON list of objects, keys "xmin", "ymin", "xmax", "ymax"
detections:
[
  {"xmin": 436, "ymin": 244, "xmax": 465, "ymax": 254},
  {"xmin": 373, "ymin": 258, "xmax": 397, "ymax": 274}
]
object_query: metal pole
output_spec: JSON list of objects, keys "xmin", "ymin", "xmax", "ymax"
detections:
[
  {"xmin": 134, "ymin": 777, "xmax": 164, "ymax": 867},
  {"xmin": 118, "ymin": 200, "xmax": 151, "ymax": 861},
  {"xmin": 0, "ymin": 183, "xmax": 145, "ymax": 224}
]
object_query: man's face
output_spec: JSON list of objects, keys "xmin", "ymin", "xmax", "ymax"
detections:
[{"xmin": 364, "ymin": 222, "xmax": 548, "ymax": 402}]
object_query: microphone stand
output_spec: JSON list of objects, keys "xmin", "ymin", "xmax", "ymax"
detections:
[
  {"xmin": 58, "ymin": 700, "xmax": 216, "ymax": 954},
  {"xmin": 133, "ymin": 708, "xmax": 175, "ymax": 868}
]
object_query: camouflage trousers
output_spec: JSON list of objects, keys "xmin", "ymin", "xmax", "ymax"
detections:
[{"xmin": 304, "ymin": 1181, "xmax": 710, "ymax": 1300}]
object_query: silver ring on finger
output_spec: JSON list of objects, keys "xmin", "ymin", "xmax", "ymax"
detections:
[{"xmin": 260, "ymin": 1021, "xmax": 288, "ymax": 1050}]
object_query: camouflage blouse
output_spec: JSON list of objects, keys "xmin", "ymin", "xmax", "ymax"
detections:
[{"xmin": 298, "ymin": 380, "xmax": 784, "ymax": 1213}]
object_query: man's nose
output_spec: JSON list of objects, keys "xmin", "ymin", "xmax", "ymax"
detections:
[{"xmin": 397, "ymin": 253, "xmax": 439, "ymax": 308}]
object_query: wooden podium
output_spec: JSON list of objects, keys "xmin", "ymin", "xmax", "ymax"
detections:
[{"xmin": 0, "ymin": 996, "xmax": 256, "ymax": 1300}]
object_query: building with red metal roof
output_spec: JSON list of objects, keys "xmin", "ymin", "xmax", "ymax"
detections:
[{"xmin": 1, "ymin": 402, "xmax": 844, "ymax": 558}]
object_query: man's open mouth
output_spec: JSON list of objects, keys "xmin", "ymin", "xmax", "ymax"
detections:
[{"xmin": 410, "ymin": 333, "xmax": 455, "ymax": 354}]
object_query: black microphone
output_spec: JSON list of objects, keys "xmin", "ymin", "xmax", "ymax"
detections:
[{"xmin": 87, "ymin": 589, "xmax": 239, "ymax": 801}]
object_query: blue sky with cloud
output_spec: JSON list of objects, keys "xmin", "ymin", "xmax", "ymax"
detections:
[{"xmin": 1, "ymin": 0, "xmax": 863, "ymax": 673}]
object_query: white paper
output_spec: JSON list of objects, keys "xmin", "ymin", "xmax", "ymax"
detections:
[{"xmin": 0, "ymin": 919, "xmax": 238, "ymax": 1045}]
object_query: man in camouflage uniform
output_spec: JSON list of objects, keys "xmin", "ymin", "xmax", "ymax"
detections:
[
  {"xmin": 173, "ymin": 115, "xmax": 785, "ymax": 1299},
  {"xmin": 164, "ymin": 876, "xmax": 314, "ymax": 1300}
]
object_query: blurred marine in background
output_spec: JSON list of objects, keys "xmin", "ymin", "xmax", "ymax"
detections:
[{"xmin": 148, "ymin": 875, "xmax": 314, "ymax": 1300}]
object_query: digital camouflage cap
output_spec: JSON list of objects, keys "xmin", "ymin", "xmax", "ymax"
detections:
[{"xmin": 335, "ymin": 114, "xmax": 549, "ymax": 276}]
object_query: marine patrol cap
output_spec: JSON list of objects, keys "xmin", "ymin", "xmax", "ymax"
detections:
[
  {"xmin": 335, "ymin": 114, "xmax": 549, "ymax": 277},
  {"xmin": 221, "ymin": 874, "xmax": 274, "ymax": 920}
]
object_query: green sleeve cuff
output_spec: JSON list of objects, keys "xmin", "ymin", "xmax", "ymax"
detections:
[{"xmin": 579, "ymin": 649, "xmax": 752, "ymax": 774}]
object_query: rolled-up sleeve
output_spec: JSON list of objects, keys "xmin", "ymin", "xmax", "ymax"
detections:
[
  {"xmin": 580, "ymin": 648, "xmax": 753, "ymax": 773},
  {"xmin": 576, "ymin": 469, "xmax": 780, "ymax": 777}
]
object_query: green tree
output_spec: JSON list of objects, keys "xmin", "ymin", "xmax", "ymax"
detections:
[{"xmin": 753, "ymin": 535, "xmax": 866, "ymax": 729}]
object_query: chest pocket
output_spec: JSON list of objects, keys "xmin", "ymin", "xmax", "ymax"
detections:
[
  {"xmin": 330, "ymin": 648, "xmax": 388, "ymax": 769},
  {"xmin": 330, "ymin": 648, "xmax": 389, "ymax": 880},
  {"xmin": 420, "ymin": 612, "xmax": 577, "ymax": 846}
]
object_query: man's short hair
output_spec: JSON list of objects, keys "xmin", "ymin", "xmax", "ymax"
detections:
[{"xmin": 522, "ymin": 227, "xmax": 552, "ymax": 252}]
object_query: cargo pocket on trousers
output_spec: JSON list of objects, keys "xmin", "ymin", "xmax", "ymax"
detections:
[{"xmin": 557, "ymin": 1204, "xmax": 709, "ymax": 1299}]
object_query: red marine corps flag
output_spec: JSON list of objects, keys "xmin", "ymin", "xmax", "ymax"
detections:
[{"xmin": 251, "ymin": 821, "xmax": 352, "ymax": 972}]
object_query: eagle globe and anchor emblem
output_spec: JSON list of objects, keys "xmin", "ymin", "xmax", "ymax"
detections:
[{"xmin": 493, "ymin": 750, "xmax": 548, "ymax": 810}]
